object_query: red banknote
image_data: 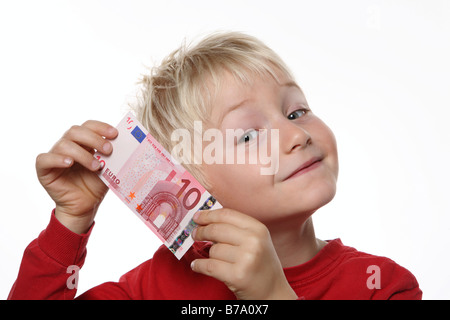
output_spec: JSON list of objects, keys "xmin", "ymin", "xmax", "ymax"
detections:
[{"xmin": 94, "ymin": 112, "xmax": 220, "ymax": 259}]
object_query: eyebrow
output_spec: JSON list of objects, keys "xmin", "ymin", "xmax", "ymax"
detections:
[
  {"xmin": 216, "ymin": 98, "xmax": 251, "ymax": 128},
  {"xmin": 217, "ymin": 80, "xmax": 301, "ymax": 126},
  {"xmin": 225, "ymin": 98, "xmax": 251, "ymax": 116},
  {"xmin": 281, "ymin": 80, "xmax": 301, "ymax": 89}
]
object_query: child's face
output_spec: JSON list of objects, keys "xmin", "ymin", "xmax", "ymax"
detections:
[{"xmin": 201, "ymin": 71, "xmax": 339, "ymax": 225}]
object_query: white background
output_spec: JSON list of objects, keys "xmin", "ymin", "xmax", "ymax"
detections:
[{"xmin": 1, "ymin": 0, "xmax": 449, "ymax": 299}]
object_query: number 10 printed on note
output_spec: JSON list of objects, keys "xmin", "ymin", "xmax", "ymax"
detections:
[{"xmin": 94, "ymin": 112, "xmax": 220, "ymax": 259}]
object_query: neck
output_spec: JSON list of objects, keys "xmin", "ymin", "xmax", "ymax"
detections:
[{"xmin": 268, "ymin": 216, "xmax": 326, "ymax": 268}]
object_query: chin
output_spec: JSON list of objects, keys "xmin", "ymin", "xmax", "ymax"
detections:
[
  {"xmin": 259, "ymin": 183, "xmax": 337, "ymax": 226},
  {"xmin": 306, "ymin": 179, "xmax": 337, "ymax": 212}
]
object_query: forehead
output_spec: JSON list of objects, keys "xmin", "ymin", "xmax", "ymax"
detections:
[{"xmin": 208, "ymin": 70, "xmax": 301, "ymax": 122}]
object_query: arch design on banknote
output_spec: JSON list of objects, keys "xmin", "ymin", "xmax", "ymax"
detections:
[{"xmin": 139, "ymin": 180, "xmax": 189, "ymax": 240}]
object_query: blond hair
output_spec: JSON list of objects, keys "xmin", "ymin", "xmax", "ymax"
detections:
[{"xmin": 131, "ymin": 31, "xmax": 294, "ymax": 186}]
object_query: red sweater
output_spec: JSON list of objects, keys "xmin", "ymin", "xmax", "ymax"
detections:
[{"xmin": 8, "ymin": 212, "xmax": 422, "ymax": 300}]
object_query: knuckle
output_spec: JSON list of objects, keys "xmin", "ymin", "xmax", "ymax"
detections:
[
  {"xmin": 35, "ymin": 153, "xmax": 48, "ymax": 168},
  {"xmin": 208, "ymin": 223, "xmax": 219, "ymax": 238},
  {"xmin": 244, "ymin": 235, "xmax": 265, "ymax": 258},
  {"xmin": 56, "ymin": 137, "xmax": 71, "ymax": 150},
  {"xmin": 201, "ymin": 209, "xmax": 214, "ymax": 222},
  {"xmin": 238, "ymin": 253, "xmax": 252, "ymax": 269},
  {"xmin": 250, "ymin": 226, "xmax": 269, "ymax": 243},
  {"xmin": 201, "ymin": 223, "xmax": 217, "ymax": 240},
  {"xmin": 241, "ymin": 248, "xmax": 259, "ymax": 267},
  {"xmin": 220, "ymin": 208, "xmax": 233, "ymax": 220},
  {"xmin": 35, "ymin": 153, "xmax": 45, "ymax": 163},
  {"xmin": 69, "ymin": 124, "xmax": 81, "ymax": 132},
  {"xmin": 254, "ymin": 223, "xmax": 269, "ymax": 237},
  {"xmin": 208, "ymin": 243, "xmax": 222, "ymax": 259},
  {"xmin": 209, "ymin": 244, "xmax": 217, "ymax": 257},
  {"xmin": 232, "ymin": 266, "xmax": 247, "ymax": 283},
  {"xmin": 220, "ymin": 207, "xmax": 231, "ymax": 216},
  {"xmin": 247, "ymin": 234, "xmax": 262, "ymax": 248},
  {"xmin": 205, "ymin": 260, "xmax": 215, "ymax": 274},
  {"xmin": 81, "ymin": 119, "xmax": 95, "ymax": 127},
  {"xmin": 64, "ymin": 125, "xmax": 81, "ymax": 138}
]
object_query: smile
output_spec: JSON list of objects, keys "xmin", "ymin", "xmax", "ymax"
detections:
[{"xmin": 284, "ymin": 157, "xmax": 323, "ymax": 180}]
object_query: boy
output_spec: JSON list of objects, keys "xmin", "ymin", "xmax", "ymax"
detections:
[{"xmin": 8, "ymin": 32, "xmax": 421, "ymax": 299}]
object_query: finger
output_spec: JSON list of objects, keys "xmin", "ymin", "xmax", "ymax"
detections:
[
  {"xmin": 81, "ymin": 120, "xmax": 118, "ymax": 139},
  {"xmin": 62, "ymin": 125, "xmax": 113, "ymax": 155},
  {"xmin": 190, "ymin": 258, "xmax": 233, "ymax": 284},
  {"xmin": 209, "ymin": 243, "xmax": 238, "ymax": 263},
  {"xmin": 36, "ymin": 152, "xmax": 73, "ymax": 177},
  {"xmin": 194, "ymin": 208, "xmax": 262, "ymax": 229},
  {"xmin": 52, "ymin": 138, "xmax": 103, "ymax": 171},
  {"xmin": 193, "ymin": 223, "xmax": 244, "ymax": 246}
]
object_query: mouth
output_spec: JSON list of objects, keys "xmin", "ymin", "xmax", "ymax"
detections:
[{"xmin": 283, "ymin": 156, "xmax": 323, "ymax": 181}]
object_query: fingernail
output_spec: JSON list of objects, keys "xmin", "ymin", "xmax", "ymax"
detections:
[
  {"xmin": 190, "ymin": 260, "xmax": 195, "ymax": 270},
  {"xmin": 193, "ymin": 210, "xmax": 201, "ymax": 222},
  {"xmin": 92, "ymin": 159, "xmax": 100, "ymax": 170},
  {"xmin": 64, "ymin": 158, "xmax": 72, "ymax": 166}
]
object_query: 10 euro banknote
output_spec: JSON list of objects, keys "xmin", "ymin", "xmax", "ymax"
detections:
[{"xmin": 94, "ymin": 112, "xmax": 220, "ymax": 259}]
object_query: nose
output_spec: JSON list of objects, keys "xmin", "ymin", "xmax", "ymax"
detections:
[{"xmin": 276, "ymin": 118, "xmax": 311, "ymax": 154}]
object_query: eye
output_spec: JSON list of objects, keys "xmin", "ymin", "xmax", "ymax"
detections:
[
  {"xmin": 287, "ymin": 109, "xmax": 308, "ymax": 120},
  {"xmin": 238, "ymin": 129, "xmax": 259, "ymax": 144}
]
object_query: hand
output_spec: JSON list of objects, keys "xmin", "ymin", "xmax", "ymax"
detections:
[
  {"xmin": 191, "ymin": 208, "xmax": 298, "ymax": 300},
  {"xmin": 36, "ymin": 120, "xmax": 118, "ymax": 234}
]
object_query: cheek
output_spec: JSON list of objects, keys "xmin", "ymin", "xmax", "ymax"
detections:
[
  {"xmin": 312, "ymin": 118, "xmax": 339, "ymax": 178},
  {"xmin": 326, "ymin": 127, "xmax": 339, "ymax": 178},
  {"xmin": 202, "ymin": 163, "xmax": 265, "ymax": 208},
  {"xmin": 202, "ymin": 164, "xmax": 237, "ymax": 200}
]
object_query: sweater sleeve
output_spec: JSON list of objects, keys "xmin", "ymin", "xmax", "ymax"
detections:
[{"xmin": 8, "ymin": 211, "xmax": 93, "ymax": 300}]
